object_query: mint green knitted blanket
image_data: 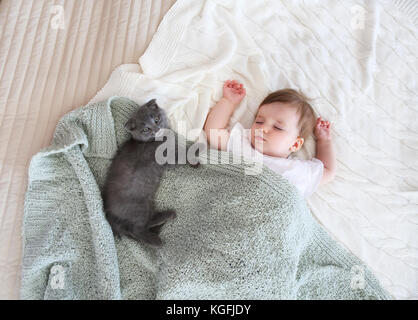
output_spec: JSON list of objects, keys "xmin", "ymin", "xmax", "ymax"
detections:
[{"xmin": 21, "ymin": 97, "xmax": 391, "ymax": 300}]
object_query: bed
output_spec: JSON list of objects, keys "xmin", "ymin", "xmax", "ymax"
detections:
[
  {"xmin": 0, "ymin": 0, "xmax": 176, "ymax": 299},
  {"xmin": 1, "ymin": 0, "xmax": 417, "ymax": 299}
]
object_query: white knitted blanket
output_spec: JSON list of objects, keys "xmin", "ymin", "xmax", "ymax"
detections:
[{"xmin": 89, "ymin": 0, "xmax": 417, "ymax": 299}]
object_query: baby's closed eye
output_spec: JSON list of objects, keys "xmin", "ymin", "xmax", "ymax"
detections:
[{"xmin": 255, "ymin": 121, "xmax": 282, "ymax": 130}]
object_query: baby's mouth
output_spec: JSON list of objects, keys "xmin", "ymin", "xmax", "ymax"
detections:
[{"xmin": 255, "ymin": 135, "xmax": 265, "ymax": 142}]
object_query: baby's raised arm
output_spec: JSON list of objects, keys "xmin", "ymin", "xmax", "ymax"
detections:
[
  {"xmin": 203, "ymin": 80, "xmax": 246, "ymax": 151},
  {"xmin": 314, "ymin": 117, "xmax": 336, "ymax": 185}
]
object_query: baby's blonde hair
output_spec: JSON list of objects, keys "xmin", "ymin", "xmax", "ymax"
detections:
[{"xmin": 258, "ymin": 88, "xmax": 316, "ymax": 142}]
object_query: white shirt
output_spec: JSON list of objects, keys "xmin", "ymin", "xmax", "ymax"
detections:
[{"xmin": 226, "ymin": 122, "xmax": 324, "ymax": 198}]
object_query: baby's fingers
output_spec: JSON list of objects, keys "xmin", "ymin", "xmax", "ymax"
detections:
[
  {"xmin": 224, "ymin": 80, "xmax": 235, "ymax": 88},
  {"xmin": 235, "ymin": 87, "xmax": 246, "ymax": 95},
  {"xmin": 317, "ymin": 117, "xmax": 330, "ymax": 129}
]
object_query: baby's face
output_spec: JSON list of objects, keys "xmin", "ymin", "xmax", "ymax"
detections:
[{"xmin": 250, "ymin": 102, "xmax": 301, "ymax": 158}]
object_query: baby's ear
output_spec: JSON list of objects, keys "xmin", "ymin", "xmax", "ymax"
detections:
[
  {"xmin": 124, "ymin": 118, "xmax": 136, "ymax": 131},
  {"xmin": 291, "ymin": 137, "xmax": 305, "ymax": 151}
]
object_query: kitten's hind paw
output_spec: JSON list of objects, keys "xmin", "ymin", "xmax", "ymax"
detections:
[
  {"xmin": 141, "ymin": 230, "xmax": 164, "ymax": 247},
  {"xmin": 149, "ymin": 224, "xmax": 163, "ymax": 235},
  {"xmin": 149, "ymin": 210, "xmax": 176, "ymax": 228},
  {"xmin": 167, "ymin": 210, "xmax": 177, "ymax": 219}
]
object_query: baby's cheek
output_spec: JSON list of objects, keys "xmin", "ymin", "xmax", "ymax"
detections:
[{"xmin": 270, "ymin": 135, "xmax": 287, "ymax": 149}]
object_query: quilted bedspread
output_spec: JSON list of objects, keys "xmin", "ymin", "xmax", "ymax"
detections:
[{"xmin": 0, "ymin": 0, "xmax": 176, "ymax": 299}]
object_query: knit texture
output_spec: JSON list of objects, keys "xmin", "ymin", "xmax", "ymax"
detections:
[
  {"xmin": 21, "ymin": 97, "xmax": 391, "ymax": 300},
  {"xmin": 393, "ymin": 0, "xmax": 418, "ymax": 26}
]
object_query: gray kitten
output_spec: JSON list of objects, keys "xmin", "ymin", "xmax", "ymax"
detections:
[{"xmin": 102, "ymin": 98, "xmax": 201, "ymax": 246}]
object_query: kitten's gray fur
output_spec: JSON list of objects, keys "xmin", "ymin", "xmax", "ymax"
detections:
[{"xmin": 102, "ymin": 99, "xmax": 201, "ymax": 247}]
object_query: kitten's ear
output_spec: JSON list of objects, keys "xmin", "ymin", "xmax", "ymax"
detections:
[
  {"xmin": 146, "ymin": 99, "xmax": 157, "ymax": 107},
  {"xmin": 124, "ymin": 118, "xmax": 136, "ymax": 131}
]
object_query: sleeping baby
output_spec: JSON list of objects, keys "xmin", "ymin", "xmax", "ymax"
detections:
[{"xmin": 203, "ymin": 80, "xmax": 336, "ymax": 198}]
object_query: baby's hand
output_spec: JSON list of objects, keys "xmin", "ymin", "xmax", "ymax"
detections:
[
  {"xmin": 314, "ymin": 117, "xmax": 332, "ymax": 141},
  {"xmin": 223, "ymin": 80, "xmax": 246, "ymax": 106}
]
